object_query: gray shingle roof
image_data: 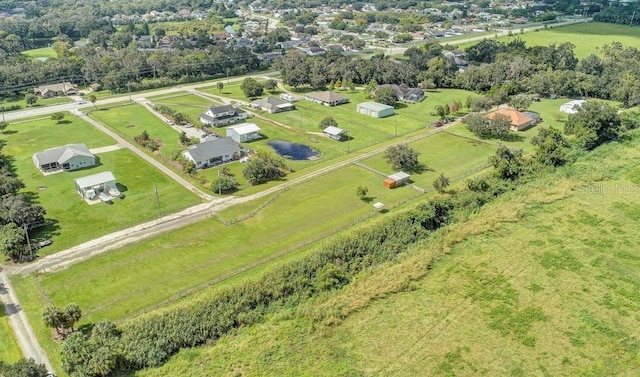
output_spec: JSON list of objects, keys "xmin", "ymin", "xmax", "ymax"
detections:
[
  {"xmin": 305, "ymin": 91, "xmax": 348, "ymax": 104},
  {"xmin": 184, "ymin": 137, "xmax": 240, "ymax": 163},
  {"xmin": 33, "ymin": 143, "xmax": 93, "ymax": 166}
]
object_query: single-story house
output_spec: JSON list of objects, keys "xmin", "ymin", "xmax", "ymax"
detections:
[
  {"xmin": 74, "ymin": 171, "xmax": 117, "ymax": 200},
  {"xmin": 559, "ymin": 100, "xmax": 586, "ymax": 114},
  {"xmin": 32, "ymin": 143, "xmax": 95, "ymax": 173},
  {"xmin": 377, "ymin": 84, "xmax": 425, "ymax": 103},
  {"xmin": 250, "ymin": 96, "xmax": 295, "ymax": 113},
  {"xmin": 383, "ymin": 171, "xmax": 410, "ymax": 189},
  {"xmin": 199, "ymin": 104, "xmax": 247, "ymax": 127},
  {"xmin": 356, "ymin": 102, "xmax": 395, "ymax": 118},
  {"xmin": 304, "ymin": 91, "xmax": 348, "ymax": 106},
  {"xmin": 487, "ymin": 108, "xmax": 536, "ymax": 131},
  {"xmin": 226, "ymin": 123, "xmax": 261, "ymax": 143},
  {"xmin": 33, "ymin": 82, "xmax": 78, "ymax": 98},
  {"xmin": 323, "ymin": 126, "xmax": 346, "ymax": 140},
  {"xmin": 307, "ymin": 47, "xmax": 327, "ymax": 56},
  {"xmin": 182, "ymin": 137, "xmax": 241, "ymax": 169}
]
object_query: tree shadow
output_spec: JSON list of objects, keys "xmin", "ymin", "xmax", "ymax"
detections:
[
  {"xmin": 394, "ymin": 103, "xmax": 408, "ymax": 110},
  {"xmin": 497, "ymin": 133, "xmax": 525, "ymax": 142},
  {"xmin": 34, "ymin": 219, "xmax": 61, "ymax": 241},
  {"xmin": 406, "ymin": 163, "xmax": 432, "ymax": 174},
  {"xmin": 1, "ymin": 130, "xmax": 17, "ymax": 135},
  {"xmin": 57, "ymin": 120, "xmax": 72, "ymax": 125},
  {"xmin": 116, "ymin": 182, "xmax": 128, "ymax": 193},
  {"xmin": 77, "ymin": 323, "xmax": 94, "ymax": 335},
  {"xmin": 361, "ymin": 196, "xmax": 375, "ymax": 203}
]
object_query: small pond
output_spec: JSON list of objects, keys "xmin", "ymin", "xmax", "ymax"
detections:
[{"xmin": 268, "ymin": 140, "xmax": 319, "ymax": 160}]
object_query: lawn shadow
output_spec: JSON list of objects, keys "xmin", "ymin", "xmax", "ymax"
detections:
[
  {"xmin": 34, "ymin": 219, "xmax": 61, "ymax": 240},
  {"xmin": 406, "ymin": 163, "xmax": 432, "ymax": 174},
  {"xmin": 362, "ymin": 196, "xmax": 375, "ymax": 203},
  {"xmin": 497, "ymin": 133, "xmax": 525, "ymax": 142},
  {"xmin": 1, "ymin": 130, "xmax": 17, "ymax": 135},
  {"xmin": 57, "ymin": 120, "xmax": 72, "ymax": 125},
  {"xmin": 116, "ymin": 182, "xmax": 128, "ymax": 193},
  {"xmin": 394, "ymin": 103, "xmax": 408, "ymax": 110}
]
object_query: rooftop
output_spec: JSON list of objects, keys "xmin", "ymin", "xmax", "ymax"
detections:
[
  {"xmin": 74, "ymin": 171, "xmax": 116, "ymax": 188},
  {"xmin": 227, "ymin": 123, "xmax": 261, "ymax": 135},
  {"xmin": 357, "ymin": 101, "xmax": 394, "ymax": 111}
]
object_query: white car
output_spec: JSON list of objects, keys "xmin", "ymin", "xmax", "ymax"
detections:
[{"xmin": 76, "ymin": 100, "xmax": 87, "ymax": 105}]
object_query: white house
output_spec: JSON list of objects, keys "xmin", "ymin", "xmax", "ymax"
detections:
[
  {"xmin": 250, "ymin": 97, "xmax": 295, "ymax": 113},
  {"xmin": 182, "ymin": 137, "xmax": 241, "ymax": 169},
  {"xmin": 199, "ymin": 104, "xmax": 247, "ymax": 127},
  {"xmin": 32, "ymin": 143, "xmax": 96, "ymax": 173},
  {"xmin": 559, "ymin": 100, "xmax": 586, "ymax": 114},
  {"xmin": 226, "ymin": 123, "xmax": 261, "ymax": 143}
]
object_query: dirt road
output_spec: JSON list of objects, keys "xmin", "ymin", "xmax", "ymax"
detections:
[{"xmin": 0, "ymin": 270, "xmax": 54, "ymax": 372}]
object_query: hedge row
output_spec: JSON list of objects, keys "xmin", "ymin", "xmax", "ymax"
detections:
[{"xmin": 61, "ymin": 180, "xmax": 510, "ymax": 376}]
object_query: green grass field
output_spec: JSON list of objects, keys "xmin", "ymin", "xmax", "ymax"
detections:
[
  {"xmin": 138, "ymin": 131, "xmax": 640, "ymax": 377},
  {"xmin": 0, "ymin": 305, "xmax": 21, "ymax": 364},
  {"xmin": 16, "ymin": 164, "xmax": 419, "ymax": 324},
  {"xmin": 21, "ymin": 47, "xmax": 57, "ymax": 60},
  {"xmin": 1, "ymin": 96, "xmax": 72, "ymax": 112},
  {"xmin": 359, "ymin": 131, "xmax": 497, "ymax": 188},
  {"xmin": 458, "ymin": 22, "xmax": 640, "ymax": 58},
  {"xmin": 0, "ymin": 115, "xmax": 200, "ymax": 254}
]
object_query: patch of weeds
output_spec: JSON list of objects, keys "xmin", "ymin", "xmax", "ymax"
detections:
[
  {"xmin": 579, "ymin": 311, "xmax": 615, "ymax": 337},
  {"xmin": 528, "ymin": 283, "xmax": 544, "ymax": 293},
  {"xmin": 577, "ymin": 210, "xmax": 603, "ymax": 226},
  {"xmin": 538, "ymin": 249, "xmax": 582, "ymax": 272},
  {"xmin": 612, "ymin": 202, "xmax": 640, "ymax": 221},
  {"xmin": 488, "ymin": 305, "xmax": 548, "ymax": 347}
]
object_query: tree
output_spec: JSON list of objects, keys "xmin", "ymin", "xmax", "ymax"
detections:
[
  {"xmin": 356, "ymin": 185, "xmax": 368, "ymax": 200},
  {"xmin": 319, "ymin": 117, "xmax": 338, "ymax": 130},
  {"xmin": 179, "ymin": 131, "xmax": 190, "ymax": 146},
  {"xmin": 212, "ymin": 176, "xmax": 239, "ymax": 194},
  {"xmin": 0, "ymin": 121, "xmax": 8, "ymax": 134},
  {"xmin": 364, "ymin": 79, "xmax": 377, "ymax": 99},
  {"xmin": 490, "ymin": 114, "xmax": 513, "ymax": 136},
  {"xmin": 0, "ymin": 223, "xmax": 24, "ymax": 260},
  {"xmin": 243, "ymin": 154, "xmax": 286, "ymax": 185},
  {"xmin": 531, "ymin": 127, "xmax": 570, "ymax": 167},
  {"xmin": 463, "ymin": 113, "xmax": 510, "ymax": 139},
  {"xmin": 489, "ymin": 145, "xmax": 524, "ymax": 180},
  {"xmin": 565, "ymin": 101, "xmax": 622, "ymax": 150},
  {"xmin": 240, "ymin": 77, "xmax": 263, "ymax": 99},
  {"xmin": 0, "ymin": 358, "xmax": 48, "ymax": 377},
  {"xmin": 25, "ymin": 94, "xmax": 37, "ymax": 107},
  {"xmin": 434, "ymin": 105, "xmax": 446, "ymax": 119},
  {"xmin": 433, "ymin": 174, "xmax": 450, "ymax": 193},
  {"xmin": 216, "ymin": 82, "xmax": 224, "ymax": 93},
  {"xmin": 0, "ymin": 194, "xmax": 46, "ymax": 228},
  {"xmin": 263, "ymin": 79, "xmax": 278, "ymax": 93},
  {"xmin": 51, "ymin": 112, "xmax": 65, "ymax": 123},
  {"xmin": 88, "ymin": 94, "xmax": 97, "ymax": 109},
  {"xmin": 63, "ymin": 303, "xmax": 82, "ymax": 332},
  {"xmin": 508, "ymin": 94, "xmax": 532, "ymax": 111},
  {"xmin": 0, "ymin": 172, "xmax": 24, "ymax": 197},
  {"xmin": 375, "ymin": 86, "xmax": 397, "ymax": 107},
  {"xmin": 384, "ymin": 144, "xmax": 420, "ymax": 171},
  {"xmin": 42, "ymin": 305, "xmax": 65, "ymax": 335}
]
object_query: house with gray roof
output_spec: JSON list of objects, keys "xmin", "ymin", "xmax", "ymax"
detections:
[
  {"xmin": 199, "ymin": 104, "xmax": 248, "ymax": 127},
  {"xmin": 74, "ymin": 171, "xmax": 117, "ymax": 200},
  {"xmin": 34, "ymin": 82, "xmax": 78, "ymax": 98},
  {"xmin": 32, "ymin": 143, "xmax": 96, "ymax": 173},
  {"xmin": 250, "ymin": 96, "xmax": 295, "ymax": 113},
  {"xmin": 182, "ymin": 137, "xmax": 241, "ymax": 169},
  {"xmin": 377, "ymin": 84, "xmax": 425, "ymax": 103},
  {"xmin": 304, "ymin": 91, "xmax": 348, "ymax": 106}
]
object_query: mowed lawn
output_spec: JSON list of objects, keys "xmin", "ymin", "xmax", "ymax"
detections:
[
  {"xmin": 359, "ymin": 131, "xmax": 497, "ymax": 189},
  {"xmin": 1, "ymin": 116, "xmax": 200, "ymax": 254},
  {"xmin": 458, "ymin": 22, "xmax": 640, "ymax": 58},
  {"xmin": 0, "ymin": 307, "xmax": 21, "ymax": 364},
  {"xmin": 20, "ymin": 165, "xmax": 420, "ymax": 325},
  {"xmin": 139, "ymin": 136, "xmax": 640, "ymax": 377},
  {"xmin": 21, "ymin": 47, "xmax": 57, "ymax": 60},
  {"xmin": 199, "ymin": 79, "xmax": 282, "ymax": 102}
]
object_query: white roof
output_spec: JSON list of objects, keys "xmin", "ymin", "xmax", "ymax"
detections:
[
  {"xmin": 74, "ymin": 171, "xmax": 116, "ymax": 188},
  {"xmin": 373, "ymin": 202, "xmax": 385, "ymax": 209},
  {"xmin": 323, "ymin": 126, "xmax": 345, "ymax": 136},
  {"xmin": 227, "ymin": 122, "xmax": 261, "ymax": 135},
  {"xmin": 387, "ymin": 171, "xmax": 410, "ymax": 181}
]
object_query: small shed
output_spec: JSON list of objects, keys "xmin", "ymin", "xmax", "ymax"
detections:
[
  {"xmin": 357, "ymin": 102, "xmax": 395, "ymax": 118},
  {"xmin": 226, "ymin": 123, "xmax": 261, "ymax": 143},
  {"xmin": 559, "ymin": 100, "xmax": 586, "ymax": 114},
  {"xmin": 383, "ymin": 171, "xmax": 410, "ymax": 189},
  {"xmin": 323, "ymin": 126, "xmax": 346, "ymax": 140},
  {"xmin": 74, "ymin": 171, "xmax": 117, "ymax": 200}
]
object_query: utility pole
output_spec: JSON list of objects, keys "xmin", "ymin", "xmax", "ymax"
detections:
[
  {"xmin": 631, "ymin": 11, "xmax": 636, "ymax": 27},
  {"xmin": 127, "ymin": 82, "xmax": 132, "ymax": 103},
  {"xmin": 23, "ymin": 223, "xmax": 32, "ymax": 259},
  {"xmin": 154, "ymin": 185, "xmax": 161, "ymax": 216}
]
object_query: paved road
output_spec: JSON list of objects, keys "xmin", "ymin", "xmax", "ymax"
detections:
[
  {"xmin": 0, "ymin": 269, "xmax": 54, "ymax": 373},
  {"xmin": 3, "ymin": 71, "xmax": 280, "ymax": 123},
  {"xmin": 72, "ymin": 110, "xmax": 216, "ymax": 202}
]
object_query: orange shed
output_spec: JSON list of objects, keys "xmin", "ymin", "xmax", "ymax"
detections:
[{"xmin": 383, "ymin": 178, "xmax": 395, "ymax": 189}]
